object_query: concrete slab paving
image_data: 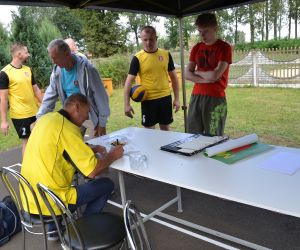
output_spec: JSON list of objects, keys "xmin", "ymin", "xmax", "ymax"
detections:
[{"xmin": 1, "ymin": 147, "xmax": 300, "ymax": 250}]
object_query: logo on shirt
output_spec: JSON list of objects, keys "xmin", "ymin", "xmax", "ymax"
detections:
[
  {"xmin": 197, "ymin": 50, "xmax": 216, "ymax": 68},
  {"xmin": 158, "ymin": 55, "xmax": 164, "ymax": 62},
  {"xmin": 24, "ymin": 72, "xmax": 30, "ymax": 77},
  {"xmin": 74, "ymin": 80, "xmax": 79, "ymax": 86}
]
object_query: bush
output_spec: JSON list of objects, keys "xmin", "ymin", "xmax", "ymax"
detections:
[
  {"xmin": 234, "ymin": 38, "xmax": 300, "ymax": 50},
  {"xmin": 93, "ymin": 54, "xmax": 131, "ymax": 88}
]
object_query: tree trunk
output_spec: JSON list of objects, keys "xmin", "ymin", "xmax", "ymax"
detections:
[
  {"xmin": 265, "ymin": 1, "xmax": 269, "ymax": 40},
  {"xmin": 295, "ymin": 15, "xmax": 298, "ymax": 39},
  {"xmin": 278, "ymin": 11, "xmax": 282, "ymax": 39},
  {"xmin": 295, "ymin": 3, "xmax": 298, "ymax": 39},
  {"xmin": 249, "ymin": 5, "xmax": 255, "ymax": 43},
  {"xmin": 234, "ymin": 9, "xmax": 238, "ymax": 44},
  {"xmin": 262, "ymin": 6, "xmax": 265, "ymax": 41},
  {"xmin": 288, "ymin": 15, "xmax": 291, "ymax": 39},
  {"xmin": 134, "ymin": 29, "xmax": 139, "ymax": 49},
  {"xmin": 273, "ymin": 13, "xmax": 278, "ymax": 39}
]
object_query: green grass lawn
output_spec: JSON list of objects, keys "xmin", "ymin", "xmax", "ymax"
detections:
[{"xmin": 1, "ymin": 85, "xmax": 300, "ymax": 151}]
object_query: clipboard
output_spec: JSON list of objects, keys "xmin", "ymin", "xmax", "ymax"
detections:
[{"xmin": 160, "ymin": 134, "xmax": 229, "ymax": 156}]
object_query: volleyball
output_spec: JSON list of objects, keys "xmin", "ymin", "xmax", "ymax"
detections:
[{"xmin": 129, "ymin": 85, "xmax": 147, "ymax": 102}]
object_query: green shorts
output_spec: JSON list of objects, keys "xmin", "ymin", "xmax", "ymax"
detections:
[{"xmin": 187, "ymin": 95, "xmax": 227, "ymax": 136}]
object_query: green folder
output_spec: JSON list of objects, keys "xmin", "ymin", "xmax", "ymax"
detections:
[{"xmin": 207, "ymin": 142, "xmax": 273, "ymax": 164}]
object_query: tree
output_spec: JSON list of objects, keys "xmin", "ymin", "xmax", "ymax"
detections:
[
  {"xmin": 288, "ymin": 0, "xmax": 300, "ymax": 38},
  {"xmin": 288, "ymin": 0, "xmax": 293, "ymax": 38},
  {"xmin": 38, "ymin": 18, "xmax": 62, "ymax": 48},
  {"xmin": 18, "ymin": 7, "xmax": 84, "ymax": 47},
  {"xmin": 0, "ymin": 24, "xmax": 10, "ymax": 67},
  {"xmin": 243, "ymin": 3, "xmax": 265, "ymax": 43},
  {"xmin": 51, "ymin": 8, "xmax": 84, "ymax": 45},
  {"xmin": 11, "ymin": 7, "xmax": 52, "ymax": 88},
  {"xmin": 216, "ymin": 9, "xmax": 235, "ymax": 43},
  {"xmin": 124, "ymin": 13, "xmax": 158, "ymax": 49},
  {"xmin": 236, "ymin": 30, "xmax": 246, "ymax": 43},
  {"xmin": 232, "ymin": 7, "xmax": 247, "ymax": 44},
  {"xmin": 164, "ymin": 17, "xmax": 194, "ymax": 50},
  {"xmin": 79, "ymin": 10, "xmax": 128, "ymax": 57},
  {"xmin": 164, "ymin": 18, "xmax": 178, "ymax": 49},
  {"xmin": 269, "ymin": 0, "xmax": 282, "ymax": 39},
  {"xmin": 265, "ymin": 0, "xmax": 270, "ymax": 40}
]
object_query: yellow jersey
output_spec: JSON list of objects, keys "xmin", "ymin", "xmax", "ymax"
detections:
[
  {"xmin": 129, "ymin": 49, "xmax": 175, "ymax": 100},
  {"xmin": 0, "ymin": 64, "xmax": 38, "ymax": 119},
  {"xmin": 21, "ymin": 110, "xmax": 97, "ymax": 215}
]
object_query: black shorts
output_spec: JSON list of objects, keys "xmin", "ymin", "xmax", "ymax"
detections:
[
  {"xmin": 11, "ymin": 116, "xmax": 36, "ymax": 139},
  {"xmin": 141, "ymin": 95, "xmax": 173, "ymax": 127}
]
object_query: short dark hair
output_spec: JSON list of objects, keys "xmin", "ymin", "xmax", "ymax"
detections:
[
  {"xmin": 64, "ymin": 93, "xmax": 89, "ymax": 108},
  {"xmin": 195, "ymin": 13, "xmax": 218, "ymax": 27},
  {"xmin": 10, "ymin": 42, "xmax": 27, "ymax": 55},
  {"xmin": 140, "ymin": 25, "xmax": 157, "ymax": 36},
  {"xmin": 48, "ymin": 39, "xmax": 71, "ymax": 53}
]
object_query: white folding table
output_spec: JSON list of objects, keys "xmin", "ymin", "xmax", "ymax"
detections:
[{"xmin": 88, "ymin": 127, "xmax": 300, "ymax": 250}]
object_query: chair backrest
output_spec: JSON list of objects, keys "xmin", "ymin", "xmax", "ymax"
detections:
[
  {"xmin": 124, "ymin": 200, "xmax": 151, "ymax": 250},
  {"xmin": 36, "ymin": 182, "xmax": 85, "ymax": 249},
  {"xmin": 0, "ymin": 166, "xmax": 46, "ymax": 229}
]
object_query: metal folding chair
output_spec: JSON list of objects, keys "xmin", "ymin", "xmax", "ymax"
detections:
[
  {"xmin": 124, "ymin": 200, "xmax": 152, "ymax": 250},
  {"xmin": 0, "ymin": 165, "xmax": 55, "ymax": 250},
  {"xmin": 37, "ymin": 182, "xmax": 126, "ymax": 250}
]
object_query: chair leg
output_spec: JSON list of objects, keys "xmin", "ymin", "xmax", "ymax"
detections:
[
  {"xmin": 42, "ymin": 225, "xmax": 48, "ymax": 250},
  {"xmin": 22, "ymin": 226, "xmax": 26, "ymax": 250},
  {"xmin": 118, "ymin": 238, "xmax": 129, "ymax": 250}
]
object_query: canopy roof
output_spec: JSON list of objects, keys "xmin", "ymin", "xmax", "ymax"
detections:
[{"xmin": 0, "ymin": 0, "xmax": 262, "ymax": 17}]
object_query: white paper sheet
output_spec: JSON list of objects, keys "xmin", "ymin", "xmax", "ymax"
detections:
[
  {"xmin": 205, "ymin": 134, "xmax": 258, "ymax": 157},
  {"xmin": 178, "ymin": 135, "xmax": 226, "ymax": 151},
  {"xmin": 258, "ymin": 151, "xmax": 300, "ymax": 175}
]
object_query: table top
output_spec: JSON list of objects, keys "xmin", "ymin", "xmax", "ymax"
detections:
[{"xmin": 88, "ymin": 127, "xmax": 300, "ymax": 218}]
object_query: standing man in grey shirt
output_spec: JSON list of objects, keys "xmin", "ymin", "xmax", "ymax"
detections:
[{"xmin": 37, "ymin": 39, "xmax": 109, "ymax": 136}]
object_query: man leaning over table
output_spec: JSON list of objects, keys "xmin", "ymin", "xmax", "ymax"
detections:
[
  {"xmin": 37, "ymin": 39, "xmax": 109, "ymax": 137},
  {"xmin": 21, "ymin": 93, "xmax": 123, "ymax": 240}
]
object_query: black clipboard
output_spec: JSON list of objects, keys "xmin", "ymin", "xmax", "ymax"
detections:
[{"xmin": 160, "ymin": 134, "xmax": 229, "ymax": 156}]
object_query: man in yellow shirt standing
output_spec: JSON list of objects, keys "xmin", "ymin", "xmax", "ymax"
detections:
[
  {"xmin": 21, "ymin": 93, "xmax": 123, "ymax": 240},
  {"xmin": 124, "ymin": 26, "xmax": 180, "ymax": 131},
  {"xmin": 0, "ymin": 42, "xmax": 43, "ymax": 156}
]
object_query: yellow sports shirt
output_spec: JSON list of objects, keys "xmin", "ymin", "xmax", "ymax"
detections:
[
  {"xmin": 0, "ymin": 64, "xmax": 38, "ymax": 119},
  {"xmin": 21, "ymin": 111, "xmax": 97, "ymax": 215},
  {"xmin": 135, "ymin": 49, "xmax": 171, "ymax": 100}
]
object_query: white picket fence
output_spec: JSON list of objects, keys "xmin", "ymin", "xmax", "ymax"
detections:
[{"xmin": 229, "ymin": 48, "xmax": 300, "ymax": 88}]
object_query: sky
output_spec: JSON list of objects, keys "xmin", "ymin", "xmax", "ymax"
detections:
[
  {"xmin": 0, "ymin": 5, "xmax": 293, "ymax": 42},
  {"xmin": 0, "ymin": 5, "xmax": 17, "ymax": 28},
  {"xmin": 0, "ymin": 5, "xmax": 168, "ymax": 39}
]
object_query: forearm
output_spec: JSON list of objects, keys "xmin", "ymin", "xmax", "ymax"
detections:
[
  {"xmin": 0, "ymin": 91, "xmax": 8, "ymax": 123},
  {"xmin": 33, "ymin": 85, "xmax": 43, "ymax": 103},
  {"xmin": 88, "ymin": 150, "xmax": 119, "ymax": 178},
  {"xmin": 195, "ymin": 70, "xmax": 218, "ymax": 82},
  {"xmin": 195, "ymin": 61, "xmax": 229, "ymax": 82},
  {"xmin": 186, "ymin": 69, "xmax": 207, "ymax": 83},
  {"xmin": 169, "ymin": 72, "xmax": 180, "ymax": 101},
  {"xmin": 124, "ymin": 79, "xmax": 133, "ymax": 107},
  {"xmin": 0, "ymin": 102, "xmax": 8, "ymax": 123},
  {"xmin": 186, "ymin": 70, "xmax": 213, "ymax": 83}
]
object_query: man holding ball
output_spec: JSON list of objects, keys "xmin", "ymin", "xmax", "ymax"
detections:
[{"xmin": 124, "ymin": 26, "xmax": 180, "ymax": 131}]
